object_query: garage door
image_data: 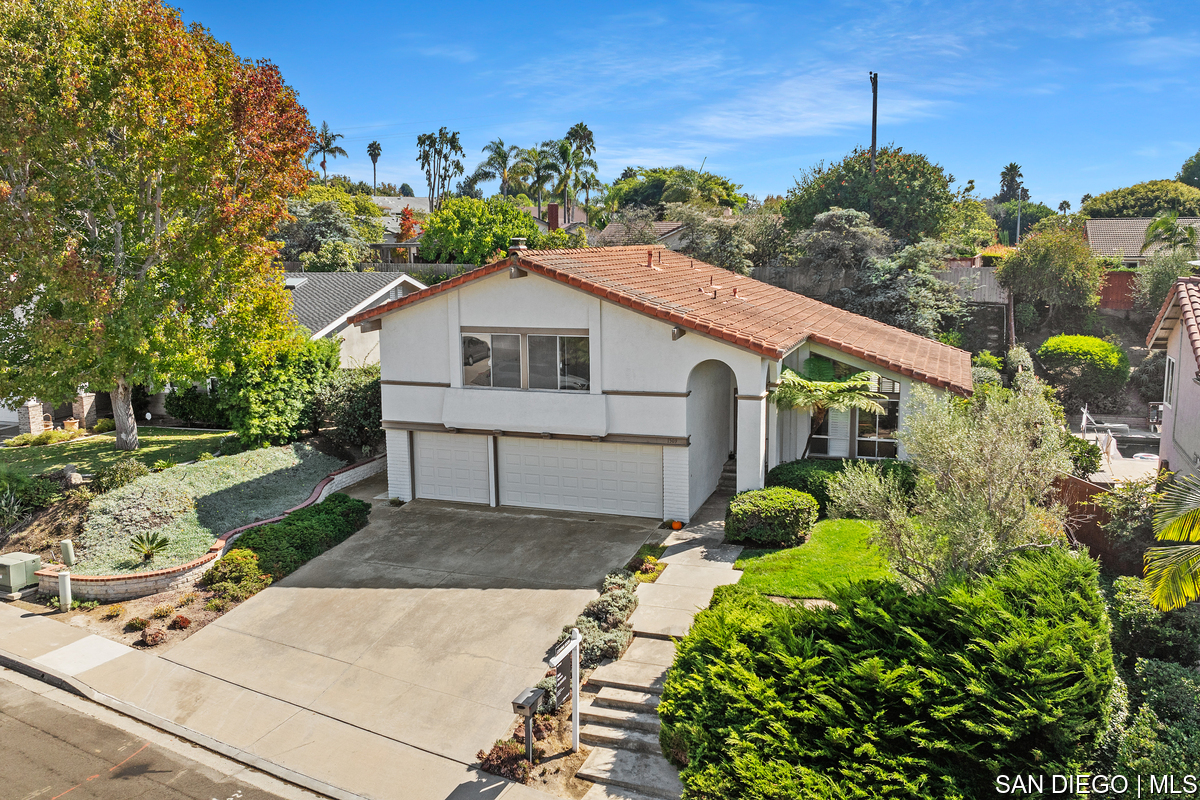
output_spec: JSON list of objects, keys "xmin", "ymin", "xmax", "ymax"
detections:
[
  {"xmin": 499, "ymin": 439, "xmax": 663, "ymax": 518},
  {"xmin": 415, "ymin": 432, "xmax": 491, "ymax": 504}
]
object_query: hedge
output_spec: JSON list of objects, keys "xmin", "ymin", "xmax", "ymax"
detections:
[
  {"xmin": 766, "ymin": 458, "xmax": 916, "ymax": 516},
  {"xmin": 658, "ymin": 548, "xmax": 1114, "ymax": 800},
  {"xmin": 1037, "ymin": 335, "xmax": 1130, "ymax": 406},
  {"xmin": 229, "ymin": 492, "xmax": 371, "ymax": 579},
  {"xmin": 725, "ymin": 487, "xmax": 818, "ymax": 547}
]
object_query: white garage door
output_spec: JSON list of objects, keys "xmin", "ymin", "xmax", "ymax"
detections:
[
  {"xmin": 499, "ymin": 439, "xmax": 663, "ymax": 518},
  {"xmin": 415, "ymin": 432, "xmax": 491, "ymax": 504}
]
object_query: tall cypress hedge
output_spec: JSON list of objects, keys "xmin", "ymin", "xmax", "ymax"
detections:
[{"xmin": 658, "ymin": 548, "xmax": 1114, "ymax": 800}]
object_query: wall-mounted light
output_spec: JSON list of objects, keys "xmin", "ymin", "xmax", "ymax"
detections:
[{"xmin": 672, "ymin": 326, "xmax": 686, "ymax": 341}]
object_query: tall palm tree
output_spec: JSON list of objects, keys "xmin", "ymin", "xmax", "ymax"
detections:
[
  {"xmin": 515, "ymin": 145, "xmax": 556, "ymax": 219},
  {"xmin": 566, "ymin": 122, "xmax": 595, "ymax": 158},
  {"xmin": 1144, "ymin": 473, "xmax": 1200, "ymax": 610},
  {"xmin": 367, "ymin": 141, "xmax": 382, "ymax": 194},
  {"xmin": 579, "ymin": 170, "xmax": 602, "ymax": 222},
  {"xmin": 1142, "ymin": 210, "xmax": 1198, "ymax": 254},
  {"xmin": 548, "ymin": 139, "xmax": 595, "ymax": 222},
  {"xmin": 309, "ymin": 121, "xmax": 348, "ymax": 185},
  {"xmin": 480, "ymin": 138, "xmax": 520, "ymax": 197},
  {"xmin": 770, "ymin": 362, "xmax": 886, "ymax": 459}
]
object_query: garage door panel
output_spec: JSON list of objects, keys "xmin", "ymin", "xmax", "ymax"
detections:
[
  {"xmin": 415, "ymin": 432, "xmax": 490, "ymax": 504},
  {"xmin": 498, "ymin": 438, "xmax": 662, "ymax": 518}
]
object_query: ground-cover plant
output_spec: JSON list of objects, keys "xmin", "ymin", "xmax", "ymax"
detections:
[
  {"xmin": 559, "ymin": 569, "xmax": 639, "ymax": 668},
  {"xmin": 724, "ymin": 487, "xmax": 818, "ymax": 547},
  {"xmin": 658, "ymin": 548, "xmax": 1114, "ymax": 800},
  {"xmin": 732, "ymin": 519, "xmax": 888, "ymax": 599},
  {"xmin": 227, "ymin": 492, "xmax": 369, "ymax": 580},
  {"xmin": 0, "ymin": 427, "xmax": 227, "ymax": 479},
  {"xmin": 627, "ymin": 543, "xmax": 667, "ymax": 582},
  {"xmin": 73, "ymin": 444, "xmax": 343, "ymax": 575}
]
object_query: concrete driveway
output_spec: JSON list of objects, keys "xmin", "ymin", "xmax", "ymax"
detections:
[{"xmin": 159, "ymin": 490, "xmax": 659, "ymax": 766}]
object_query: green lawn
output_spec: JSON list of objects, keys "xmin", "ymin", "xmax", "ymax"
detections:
[
  {"xmin": 0, "ymin": 426, "xmax": 229, "ymax": 476},
  {"xmin": 733, "ymin": 519, "xmax": 891, "ymax": 599}
]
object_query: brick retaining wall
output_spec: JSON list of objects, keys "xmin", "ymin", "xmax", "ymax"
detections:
[{"xmin": 35, "ymin": 455, "xmax": 387, "ymax": 601}]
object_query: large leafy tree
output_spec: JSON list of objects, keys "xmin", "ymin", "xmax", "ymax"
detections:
[
  {"xmin": 1081, "ymin": 180, "xmax": 1200, "ymax": 218},
  {"xmin": 0, "ymin": 0, "xmax": 313, "ymax": 450},
  {"xmin": 845, "ymin": 239, "xmax": 964, "ymax": 339},
  {"xmin": 416, "ymin": 127, "xmax": 464, "ymax": 212},
  {"xmin": 309, "ymin": 122, "xmax": 347, "ymax": 185},
  {"xmin": 1143, "ymin": 473, "xmax": 1200, "ymax": 611},
  {"xmin": 783, "ymin": 145, "xmax": 955, "ymax": 244},
  {"xmin": 1177, "ymin": 147, "xmax": 1200, "ymax": 189},
  {"xmin": 769, "ymin": 358, "xmax": 885, "ymax": 459},
  {"xmin": 608, "ymin": 166, "xmax": 747, "ymax": 212},
  {"xmin": 995, "ymin": 228, "xmax": 1104, "ymax": 322},
  {"xmin": 419, "ymin": 196, "xmax": 542, "ymax": 264}
]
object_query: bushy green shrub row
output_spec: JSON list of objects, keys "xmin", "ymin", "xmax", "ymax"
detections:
[
  {"xmin": 1037, "ymin": 334, "xmax": 1130, "ymax": 407},
  {"xmin": 164, "ymin": 385, "xmax": 230, "ymax": 427},
  {"xmin": 658, "ymin": 549, "xmax": 1114, "ymax": 800},
  {"xmin": 313, "ymin": 364, "xmax": 383, "ymax": 449},
  {"xmin": 766, "ymin": 458, "xmax": 916, "ymax": 515},
  {"xmin": 201, "ymin": 549, "xmax": 272, "ymax": 601},
  {"xmin": 229, "ymin": 492, "xmax": 371, "ymax": 579},
  {"xmin": 4, "ymin": 429, "xmax": 85, "ymax": 447},
  {"xmin": 90, "ymin": 457, "xmax": 150, "ymax": 494},
  {"xmin": 724, "ymin": 487, "xmax": 817, "ymax": 546},
  {"xmin": 560, "ymin": 569, "xmax": 638, "ymax": 668}
]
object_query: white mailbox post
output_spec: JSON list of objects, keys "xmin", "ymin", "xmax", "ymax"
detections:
[{"xmin": 549, "ymin": 627, "xmax": 582, "ymax": 752}]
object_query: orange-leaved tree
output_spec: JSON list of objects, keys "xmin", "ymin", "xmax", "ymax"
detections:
[{"xmin": 0, "ymin": 0, "xmax": 314, "ymax": 449}]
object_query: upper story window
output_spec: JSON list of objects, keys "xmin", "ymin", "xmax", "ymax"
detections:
[{"xmin": 462, "ymin": 332, "xmax": 589, "ymax": 391}]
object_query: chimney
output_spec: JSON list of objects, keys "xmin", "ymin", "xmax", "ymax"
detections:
[
  {"xmin": 647, "ymin": 251, "xmax": 653, "ymax": 267},
  {"xmin": 547, "ymin": 203, "xmax": 560, "ymax": 231},
  {"xmin": 508, "ymin": 237, "xmax": 528, "ymax": 256}
]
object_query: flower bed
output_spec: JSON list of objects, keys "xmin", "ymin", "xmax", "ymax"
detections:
[{"xmin": 73, "ymin": 444, "xmax": 344, "ymax": 575}]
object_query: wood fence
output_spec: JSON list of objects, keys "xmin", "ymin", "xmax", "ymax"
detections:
[
  {"xmin": 1055, "ymin": 474, "xmax": 1141, "ymax": 576},
  {"xmin": 1099, "ymin": 269, "xmax": 1136, "ymax": 311}
]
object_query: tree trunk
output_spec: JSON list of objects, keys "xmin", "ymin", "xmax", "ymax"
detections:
[
  {"xmin": 800, "ymin": 408, "xmax": 826, "ymax": 460},
  {"xmin": 110, "ymin": 379, "xmax": 139, "ymax": 451}
]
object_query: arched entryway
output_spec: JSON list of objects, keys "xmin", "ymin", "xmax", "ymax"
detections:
[{"xmin": 686, "ymin": 360, "xmax": 737, "ymax": 516}]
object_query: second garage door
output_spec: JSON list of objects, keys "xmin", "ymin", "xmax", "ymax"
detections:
[
  {"xmin": 415, "ymin": 431, "xmax": 491, "ymax": 504},
  {"xmin": 499, "ymin": 438, "xmax": 663, "ymax": 518}
]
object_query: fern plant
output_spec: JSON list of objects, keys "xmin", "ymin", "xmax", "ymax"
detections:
[{"xmin": 128, "ymin": 531, "xmax": 171, "ymax": 562}]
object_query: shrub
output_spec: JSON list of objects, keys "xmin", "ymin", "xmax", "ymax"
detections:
[
  {"xmin": 102, "ymin": 604, "xmax": 125, "ymax": 620},
  {"xmin": 164, "ymin": 385, "xmax": 230, "ymax": 427},
  {"xmin": 150, "ymin": 604, "xmax": 174, "ymax": 619},
  {"xmin": 971, "ymin": 350, "xmax": 1003, "ymax": 370},
  {"xmin": 1061, "ymin": 432, "xmax": 1102, "ymax": 479},
  {"xmin": 79, "ymin": 600, "xmax": 99, "ymax": 612},
  {"xmin": 602, "ymin": 569, "xmax": 637, "ymax": 594},
  {"xmin": 1037, "ymin": 335, "xmax": 1131, "ymax": 407},
  {"xmin": 1014, "ymin": 301, "xmax": 1039, "ymax": 332},
  {"xmin": 535, "ymin": 676, "xmax": 558, "ymax": 715},
  {"xmin": 971, "ymin": 366, "xmax": 1002, "ymax": 387},
  {"xmin": 564, "ymin": 615, "xmax": 633, "ymax": 667},
  {"xmin": 936, "ymin": 330, "xmax": 963, "ymax": 348},
  {"xmin": 91, "ymin": 458, "xmax": 150, "ymax": 494},
  {"xmin": 203, "ymin": 549, "xmax": 272, "ymax": 601},
  {"xmin": 177, "ymin": 592, "xmax": 198, "ymax": 606},
  {"xmin": 1129, "ymin": 657, "xmax": 1200, "ymax": 724},
  {"xmin": 1106, "ymin": 576, "xmax": 1200, "ymax": 670},
  {"xmin": 767, "ymin": 458, "xmax": 915, "ymax": 516},
  {"xmin": 169, "ymin": 614, "xmax": 192, "ymax": 630},
  {"xmin": 725, "ymin": 487, "xmax": 818, "ymax": 547},
  {"xmin": 152, "ymin": 459, "xmax": 176, "ymax": 471},
  {"xmin": 126, "ymin": 617, "xmax": 150, "ymax": 631},
  {"xmin": 1004, "ymin": 344, "xmax": 1035, "ymax": 375},
  {"xmin": 1130, "ymin": 351, "xmax": 1167, "ymax": 404},
  {"xmin": 4, "ymin": 429, "xmax": 84, "ymax": 447},
  {"xmin": 140, "ymin": 626, "xmax": 166, "ymax": 646},
  {"xmin": 229, "ymin": 493, "xmax": 370, "ymax": 580},
  {"xmin": 476, "ymin": 738, "xmax": 536, "ymax": 783},
  {"xmin": 827, "ymin": 459, "xmax": 913, "ymax": 520},
  {"xmin": 196, "ymin": 451, "xmax": 215, "ymax": 461},
  {"xmin": 129, "ymin": 531, "xmax": 172, "ymax": 562},
  {"xmin": 582, "ymin": 588, "xmax": 638, "ymax": 628},
  {"xmin": 91, "ymin": 418, "xmax": 116, "ymax": 434},
  {"xmin": 1094, "ymin": 471, "xmax": 1169, "ymax": 569},
  {"xmin": 316, "ymin": 365, "xmax": 384, "ymax": 448},
  {"xmin": 205, "ymin": 597, "xmax": 229, "ymax": 613},
  {"xmin": 21, "ymin": 476, "xmax": 62, "ymax": 508},
  {"xmin": 658, "ymin": 549, "xmax": 1114, "ymax": 800}
]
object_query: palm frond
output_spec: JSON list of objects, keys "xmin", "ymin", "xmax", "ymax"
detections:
[
  {"xmin": 1143, "ymin": 543, "xmax": 1200, "ymax": 610},
  {"xmin": 1154, "ymin": 472, "xmax": 1200, "ymax": 542}
]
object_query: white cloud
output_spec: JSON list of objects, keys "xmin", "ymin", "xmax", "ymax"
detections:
[{"xmin": 417, "ymin": 45, "xmax": 477, "ymax": 63}]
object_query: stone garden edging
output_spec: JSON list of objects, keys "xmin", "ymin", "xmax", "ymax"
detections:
[{"xmin": 33, "ymin": 454, "xmax": 387, "ymax": 602}]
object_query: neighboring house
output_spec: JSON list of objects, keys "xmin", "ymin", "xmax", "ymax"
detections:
[
  {"xmin": 523, "ymin": 202, "xmax": 589, "ymax": 235},
  {"xmin": 350, "ymin": 244, "xmax": 971, "ymax": 522},
  {"xmin": 1085, "ymin": 218, "xmax": 1200, "ymax": 267},
  {"xmin": 1147, "ymin": 276, "xmax": 1200, "ymax": 478},
  {"xmin": 287, "ymin": 272, "xmax": 426, "ymax": 368},
  {"xmin": 595, "ymin": 220, "xmax": 686, "ymax": 249}
]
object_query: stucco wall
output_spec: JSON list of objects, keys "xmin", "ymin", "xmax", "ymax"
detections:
[
  {"xmin": 687, "ymin": 361, "xmax": 733, "ymax": 515},
  {"xmin": 334, "ymin": 324, "xmax": 381, "ymax": 368},
  {"xmin": 1162, "ymin": 326, "xmax": 1200, "ymax": 478}
]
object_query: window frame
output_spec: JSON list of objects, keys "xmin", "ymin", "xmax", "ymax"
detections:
[
  {"xmin": 1164, "ymin": 355, "xmax": 1176, "ymax": 408},
  {"xmin": 460, "ymin": 330, "xmax": 590, "ymax": 392},
  {"xmin": 854, "ymin": 375, "xmax": 901, "ymax": 460}
]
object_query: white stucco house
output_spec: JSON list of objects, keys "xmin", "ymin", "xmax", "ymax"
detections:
[
  {"xmin": 350, "ymin": 244, "xmax": 972, "ymax": 522},
  {"xmin": 1147, "ymin": 276, "xmax": 1200, "ymax": 479}
]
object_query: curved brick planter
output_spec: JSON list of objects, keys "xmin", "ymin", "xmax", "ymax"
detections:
[{"xmin": 34, "ymin": 455, "xmax": 386, "ymax": 602}]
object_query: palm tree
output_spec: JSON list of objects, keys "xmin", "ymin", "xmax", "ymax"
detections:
[
  {"xmin": 309, "ymin": 121, "xmax": 348, "ymax": 185},
  {"xmin": 1143, "ymin": 473, "xmax": 1200, "ymax": 610},
  {"xmin": 480, "ymin": 138, "xmax": 521, "ymax": 197},
  {"xmin": 579, "ymin": 170, "xmax": 602, "ymax": 223},
  {"xmin": 1141, "ymin": 210, "xmax": 1198, "ymax": 254},
  {"xmin": 770, "ymin": 363, "xmax": 886, "ymax": 459},
  {"xmin": 515, "ymin": 145, "xmax": 556, "ymax": 219},
  {"xmin": 367, "ymin": 141, "xmax": 382, "ymax": 194},
  {"xmin": 566, "ymin": 122, "xmax": 595, "ymax": 158},
  {"xmin": 547, "ymin": 139, "xmax": 595, "ymax": 222}
]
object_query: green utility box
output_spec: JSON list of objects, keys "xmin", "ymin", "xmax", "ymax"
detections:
[{"xmin": 0, "ymin": 552, "xmax": 41, "ymax": 593}]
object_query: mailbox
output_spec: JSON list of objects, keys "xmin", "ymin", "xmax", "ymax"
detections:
[
  {"xmin": 0, "ymin": 553, "xmax": 41, "ymax": 593},
  {"xmin": 511, "ymin": 687, "xmax": 545, "ymax": 718}
]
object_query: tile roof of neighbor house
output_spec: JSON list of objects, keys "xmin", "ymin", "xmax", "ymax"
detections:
[
  {"xmin": 1147, "ymin": 276, "xmax": 1200, "ymax": 370},
  {"xmin": 594, "ymin": 221, "xmax": 685, "ymax": 246},
  {"xmin": 372, "ymin": 196, "xmax": 431, "ymax": 214},
  {"xmin": 288, "ymin": 272, "xmax": 417, "ymax": 337},
  {"xmin": 350, "ymin": 245, "xmax": 973, "ymax": 395},
  {"xmin": 1085, "ymin": 217, "xmax": 1200, "ymax": 259}
]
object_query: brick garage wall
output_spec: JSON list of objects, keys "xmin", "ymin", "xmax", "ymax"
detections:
[{"xmin": 34, "ymin": 455, "xmax": 387, "ymax": 601}]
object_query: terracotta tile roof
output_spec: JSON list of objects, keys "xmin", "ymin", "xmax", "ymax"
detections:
[
  {"xmin": 1085, "ymin": 217, "xmax": 1200, "ymax": 260},
  {"xmin": 594, "ymin": 220, "xmax": 685, "ymax": 246},
  {"xmin": 351, "ymin": 245, "xmax": 973, "ymax": 395},
  {"xmin": 1147, "ymin": 276, "xmax": 1200, "ymax": 370}
]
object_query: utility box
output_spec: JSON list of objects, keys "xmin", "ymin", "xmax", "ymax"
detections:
[{"xmin": 0, "ymin": 553, "xmax": 41, "ymax": 593}]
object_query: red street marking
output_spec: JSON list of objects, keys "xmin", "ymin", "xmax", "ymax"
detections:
[
  {"xmin": 48, "ymin": 741, "xmax": 151, "ymax": 799},
  {"xmin": 110, "ymin": 742, "xmax": 150, "ymax": 771}
]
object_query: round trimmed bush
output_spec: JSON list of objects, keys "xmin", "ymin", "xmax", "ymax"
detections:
[
  {"xmin": 767, "ymin": 458, "xmax": 917, "ymax": 515},
  {"xmin": 972, "ymin": 366, "xmax": 1002, "ymax": 387},
  {"xmin": 725, "ymin": 487, "xmax": 818, "ymax": 547},
  {"xmin": 1037, "ymin": 335, "xmax": 1130, "ymax": 406}
]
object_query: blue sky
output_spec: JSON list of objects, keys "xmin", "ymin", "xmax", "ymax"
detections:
[{"xmin": 179, "ymin": 0, "xmax": 1199, "ymax": 208}]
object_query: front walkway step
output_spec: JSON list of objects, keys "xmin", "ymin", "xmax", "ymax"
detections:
[
  {"xmin": 588, "ymin": 659, "xmax": 666, "ymax": 694},
  {"xmin": 581, "ymin": 701, "xmax": 661, "ymax": 733},
  {"xmin": 637, "ymin": 582, "xmax": 718, "ymax": 612},
  {"xmin": 594, "ymin": 686, "xmax": 661, "ymax": 713},
  {"xmin": 622, "ymin": 636, "xmax": 675, "ymax": 668},
  {"xmin": 577, "ymin": 746, "xmax": 683, "ymax": 800},
  {"xmin": 629, "ymin": 604, "xmax": 694, "ymax": 640},
  {"xmin": 581, "ymin": 723, "xmax": 662, "ymax": 754},
  {"xmin": 581, "ymin": 783, "xmax": 663, "ymax": 800}
]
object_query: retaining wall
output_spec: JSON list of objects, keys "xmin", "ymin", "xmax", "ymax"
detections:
[{"xmin": 34, "ymin": 455, "xmax": 386, "ymax": 601}]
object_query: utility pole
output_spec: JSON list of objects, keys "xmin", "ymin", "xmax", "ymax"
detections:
[
  {"xmin": 1016, "ymin": 182, "xmax": 1023, "ymax": 245},
  {"xmin": 869, "ymin": 72, "xmax": 878, "ymax": 175}
]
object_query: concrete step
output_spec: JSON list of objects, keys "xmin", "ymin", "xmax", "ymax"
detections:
[
  {"xmin": 594, "ymin": 686, "xmax": 661, "ymax": 713},
  {"xmin": 577, "ymin": 746, "xmax": 683, "ymax": 800},
  {"xmin": 581, "ymin": 723, "xmax": 662, "ymax": 755},
  {"xmin": 581, "ymin": 783, "xmax": 664, "ymax": 800},
  {"xmin": 622, "ymin": 636, "xmax": 676, "ymax": 668},
  {"xmin": 588, "ymin": 659, "xmax": 666, "ymax": 695},
  {"xmin": 581, "ymin": 701, "xmax": 661, "ymax": 733},
  {"xmin": 629, "ymin": 604, "xmax": 694, "ymax": 640}
]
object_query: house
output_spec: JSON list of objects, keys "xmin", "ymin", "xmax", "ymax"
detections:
[
  {"xmin": 286, "ymin": 272, "xmax": 426, "ymax": 368},
  {"xmin": 594, "ymin": 220, "xmax": 687, "ymax": 249},
  {"xmin": 1085, "ymin": 217, "xmax": 1200, "ymax": 267},
  {"xmin": 524, "ymin": 202, "xmax": 589, "ymax": 235},
  {"xmin": 1147, "ymin": 276, "xmax": 1200, "ymax": 478},
  {"xmin": 350, "ymin": 244, "xmax": 971, "ymax": 522}
]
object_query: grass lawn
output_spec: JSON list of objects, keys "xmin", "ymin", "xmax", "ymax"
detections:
[
  {"xmin": 734, "ymin": 519, "xmax": 891, "ymax": 599},
  {"xmin": 0, "ymin": 427, "xmax": 229, "ymax": 477}
]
